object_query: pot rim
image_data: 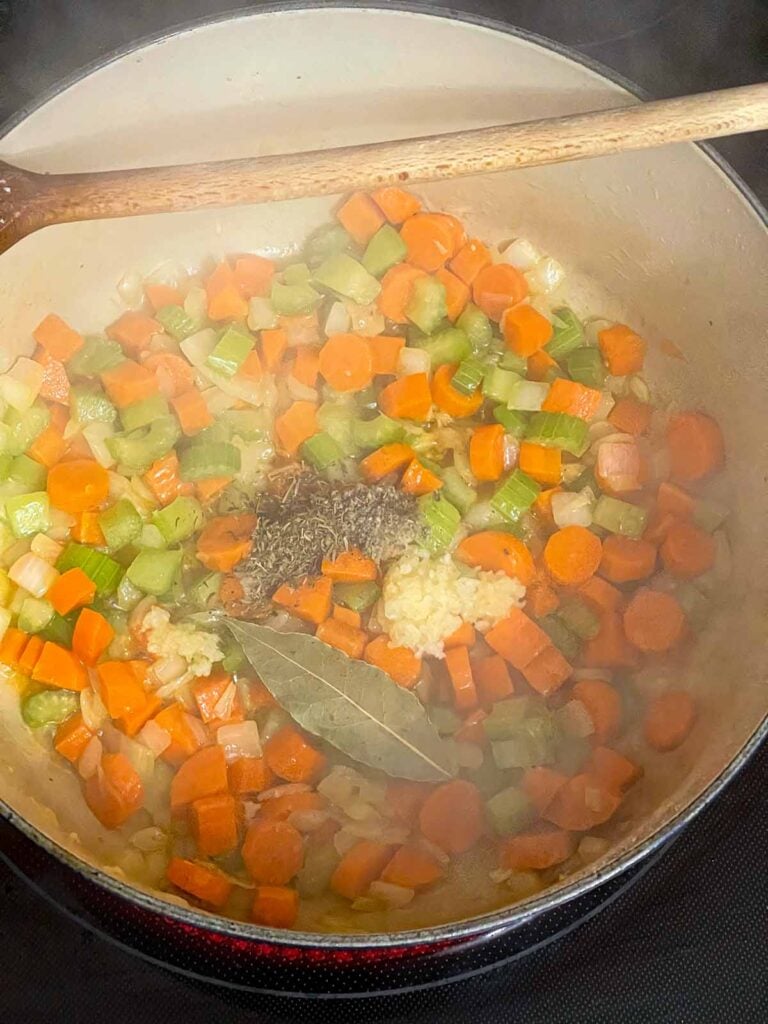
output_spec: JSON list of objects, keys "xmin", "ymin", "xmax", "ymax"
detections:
[{"xmin": 1, "ymin": 1, "xmax": 766, "ymax": 951}]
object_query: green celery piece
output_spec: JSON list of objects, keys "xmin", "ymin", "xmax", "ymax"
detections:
[
  {"xmin": 221, "ymin": 638, "xmax": 246, "ymax": 674},
  {"xmin": 566, "ymin": 466, "xmax": 597, "ymax": 494},
  {"xmin": 440, "ymin": 466, "xmax": 477, "ymax": 515},
  {"xmin": 153, "ymin": 496, "xmax": 204, "ymax": 545},
  {"xmin": 126, "ymin": 549, "xmax": 183, "ymax": 596},
  {"xmin": 22, "ymin": 690, "xmax": 80, "ymax": 728},
  {"xmin": 313, "ymin": 253, "xmax": 381, "ymax": 305},
  {"xmin": 40, "ymin": 610, "xmax": 77, "ymax": 647},
  {"xmin": 155, "ymin": 305, "xmax": 202, "ymax": 341},
  {"xmin": 270, "ymin": 280, "xmax": 322, "ymax": 316},
  {"xmin": 138, "ymin": 524, "xmax": 167, "ymax": 549},
  {"xmin": 5, "ymin": 492, "xmax": 50, "ymax": 538},
  {"xmin": 419, "ymin": 493, "xmax": 461, "ymax": 552},
  {"xmin": 405, "ymin": 277, "xmax": 448, "ymax": 335},
  {"xmin": 456, "ymin": 303, "xmax": 492, "ymax": 355},
  {"xmin": 507, "ymin": 379, "xmax": 549, "ymax": 412},
  {"xmin": 67, "ymin": 335, "xmax": 124, "ymax": 377},
  {"xmin": 333, "ymin": 580, "xmax": 381, "ymax": 612},
  {"xmin": 491, "ymin": 716, "xmax": 560, "ymax": 769},
  {"xmin": 490, "ymin": 470, "xmax": 540, "ymax": 521},
  {"xmin": 304, "ymin": 223, "xmax": 353, "ymax": 268},
  {"xmin": 115, "ymin": 574, "xmax": 145, "ymax": 611},
  {"xmin": 483, "ymin": 366, "xmax": 522, "ymax": 404},
  {"xmin": 195, "ymin": 421, "xmax": 231, "ymax": 446},
  {"xmin": 5, "ymin": 403, "xmax": 50, "ymax": 456},
  {"xmin": 179, "ymin": 442, "xmax": 241, "ymax": 481},
  {"xmin": 414, "ymin": 327, "xmax": 470, "ymax": 369},
  {"xmin": 539, "ymin": 615, "xmax": 580, "ymax": 661},
  {"xmin": 301, "ymin": 432, "xmax": 345, "ymax": 471},
  {"xmin": 206, "ymin": 325, "xmax": 255, "ymax": 377},
  {"xmin": 283, "ymin": 262, "xmax": 312, "ymax": 285},
  {"xmin": 567, "ymin": 347, "xmax": 607, "ymax": 388},
  {"xmin": 557, "ymin": 598, "xmax": 600, "ymax": 640},
  {"xmin": 190, "ymin": 571, "xmax": 222, "ymax": 610},
  {"xmin": 316, "ymin": 403, "xmax": 361, "ymax": 457},
  {"xmin": 592, "ymin": 495, "xmax": 648, "ymax": 539},
  {"xmin": 119, "ymin": 393, "xmax": 170, "ymax": 432},
  {"xmin": 483, "ymin": 697, "xmax": 538, "ymax": 740},
  {"xmin": 71, "ymin": 385, "xmax": 117, "ymax": 425},
  {"xmin": 98, "ymin": 498, "xmax": 143, "ymax": 551},
  {"xmin": 107, "ymin": 416, "xmax": 180, "ymax": 473},
  {"xmin": 9, "ymin": 454, "xmax": 47, "ymax": 490},
  {"xmin": 17, "ymin": 596, "xmax": 55, "ymax": 634},
  {"xmin": 525, "ymin": 411, "xmax": 589, "ymax": 456},
  {"xmin": 498, "ymin": 350, "xmax": 528, "ymax": 374},
  {"xmin": 56, "ymin": 542, "xmax": 123, "ymax": 597},
  {"xmin": 451, "ymin": 357, "xmax": 486, "ymax": 396},
  {"xmin": 486, "ymin": 787, "xmax": 533, "ymax": 836},
  {"xmin": 361, "ymin": 225, "xmax": 408, "ymax": 277},
  {"xmin": 221, "ymin": 408, "xmax": 271, "ymax": 441},
  {"xmin": 352, "ymin": 415, "xmax": 404, "ymax": 450},
  {"xmin": 545, "ymin": 306, "xmax": 584, "ymax": 360},
  {"xmin": 493, "ymin": 405, "xmax": 528, "ymax": 438}
]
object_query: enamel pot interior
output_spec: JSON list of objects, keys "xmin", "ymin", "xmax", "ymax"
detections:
[{"xmin": 0, "ymin": 6, "xmax": 766, "ymax": 949}]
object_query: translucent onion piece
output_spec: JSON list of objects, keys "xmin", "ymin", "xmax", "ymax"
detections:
[
  {"xmin": 30, "ymin": 533, "xmax": 63, "ymax": 565},
  {"xmin": 525, "ymin": 257, "xmax": 565, "ymax": 295},
  {"xmin": 78, "ymin": 735, "xmax": 102, "ymax": 780},
  {"xmin": 83, "ymin": 422, "xmax": 116, "ymax": 469},
  {"xmin": 324, "ymin": 301, "xmax": 351, "ymax": 337},
  {"xmin": 217, "ymin": 720, "xmax": 262, "ymax": 762},
  {"xmin": 345, "ymin": 301, "xmax": 385, "ymax": 338},
  {"xmin": 9, "ymin": 552, "xmax": 59, "ymax": 598},
  {"xmin": 80, "ymin": 686, "xmax": 109, "ymax": 732},
  {"xmin": 259, "ymin": 782, "xmax": 311, "ymax": 802},
  {"xmin": 137, "ymin": 720, "xmax": 172, "ymax": 757},
  {"xmin": 578, "ymin": 835, "xmax": 610, "ymax": 864},
  {"xmin": 551, "ymin": 490, "xmax": 594, "ymax": 529},
  {"xmin": 287, "ymin": 809, "xmax": 332, "ymax": 833},
  {"xmin": 498, "ymin": 237, "xmax": 541, "ymax": 271},
  {"xmin": 211, "ymin": 681, "xmax": 237, "ymax": 722},
  {"xmin": 368, "ymin": 881, "xmax": 415, "ymax": 907},
  {"xmin": 116, "ymin": 269, "xmax": 144, "ymax": 308},
  {"xmin": 130, "ymin": 826, "xmax": 168, "ymax": 852},
  {"xmin": 397, "ymin": 346, "xmax": 431, "ymax": 378},
  {"xmin": 286, "ymin": 375, "xmax": 318, "ymax": 403}
]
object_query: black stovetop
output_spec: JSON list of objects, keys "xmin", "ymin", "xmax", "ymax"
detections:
[{"xmin": 1, "ymin": 2, "xmax": 767, "ymax": 1022}]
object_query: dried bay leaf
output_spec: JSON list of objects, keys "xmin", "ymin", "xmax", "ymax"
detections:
[{"xmin": 226, "ymin": 620, "xmax": 458, "ymax": 783}]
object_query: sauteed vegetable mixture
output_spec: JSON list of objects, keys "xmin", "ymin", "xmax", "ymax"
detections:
[{"xmin": 0, "ymin": 188, "xmax": 728, "ymax": 931}]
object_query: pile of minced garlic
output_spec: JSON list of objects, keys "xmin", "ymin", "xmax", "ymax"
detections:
[{"xmin": 380, "ymin": 549, "xmax": 525, "ymax": 658}]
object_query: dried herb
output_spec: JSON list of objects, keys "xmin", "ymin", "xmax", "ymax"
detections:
[
  {"xmin": 238, "ymin": 473, "xmax": 421, "ymax": 603},
  {"xmin": 227, "ymin": 620, "xmax": 457, "ymax": 782}
]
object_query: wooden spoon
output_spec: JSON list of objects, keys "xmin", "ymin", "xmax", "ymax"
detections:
[{"xmin": 1, "ymin": 82, "xmax": 766, "ymax": 255}]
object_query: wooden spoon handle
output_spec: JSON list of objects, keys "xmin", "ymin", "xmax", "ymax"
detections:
[{"xmin": 2, "ymin": 83, "xmax": 767, "ymax": 254}]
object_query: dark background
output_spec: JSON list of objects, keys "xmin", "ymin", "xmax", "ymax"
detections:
[{"xmin": 1, "ymin": 2, "xmax": 767, "ymax": 1022}]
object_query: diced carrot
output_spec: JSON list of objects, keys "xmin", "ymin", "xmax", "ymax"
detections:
[
  {"xmin": 35, "ymin": 350, "xmax": 71, "ymax": 404},
  {"xmin": 31, "ymin": 642, "xmax": 87, "ymax": 691},
  {"xmin": 333, "ymin": 604, "xmax": 362, "ymax": 629},
  {"xmin": 318, "ymin": 333, "xmax": 373, "ymax": 393},
  {"xmin": 47, "ymin": 567, "xmax": 96, "ymax": 616},
  {"xmin": 101, "ymin": 360, "xmax": 159, "ymax": 408},
  {"xmin": 196, "ymin": 513, "xmax": 257, "ymax": 573},
  {"xmin": 316, "ymin": 617, "xmax": 367, "ymax": 659},
  {"xmin": 106, "ymin": 311, "xmax": 162, "ymax": 356},
  {"xmin": 166, "ymin": 857, "xmax": 232, "ymax": 908},
  {"xmin": 144, "ymin": 283, "xmax": 184, "ymax": 311},
  {"xmin": 291, "ymin": 345, "xmax": 320, "ymax": 388},
  {"xmin": 434, "ymin": 213, "xmax": 466, "ymax": 255},
  {"xmin": 434, "ymin": 267, "xmax": 470, "ymax": 322},
  {"xmin": 572, "ymin": 678, "xmax": 622, "ymax": 743},
  {"xmin": 521, "ymin": 645, "xmax": 572, "ymax": 695},
  {"xmin": 643, "ymin": 691, "xmax": 696, "ymax": 752},
  {"xmin": 47, "ymin": 459, "xmax": 109, "ymax": 515},
  {"xmin": 544, "ymin": 526, "xmax": 603, "ymax": 587},
  {"xmin": 229, "ymin": 756, "xmax": 274, "ymax": 796},
  {"xmin": 54, "ymin": 711, "xmax": 93, "ymax": 763},
  {"xmin": 242, "ymin": 679, "xmax": 277, "ymax": 716},
  {"xmin": 401, "ymin": 458, "xmax": 443, "ymax": 496},
  {"xmin": 275, "ymin": 400, "xmax": 318, "ymax": 454},
  {"xmin": 599, "ymin": 536, "xmax": 657, "ymax": 583},
  {"xmin": 472, "ymin": 655, "xmax": 514, "ymax": 706},
  {"xmin": 364, "ymin": 635, "xmax": 422, "ymax": 689},
  {"xmin": 379, "ymin": 373, "xmax": 433, "ymax": 421},
  {"xmin": 588, "ymin": 746, "xmax": 640, "ymax": 792},
  {"xmin": 380, "ymin": 843, "xmax": 444, "ymax": 889},
  {"xmin": 96, "ymin": 660, "xmax": 147, "ymax": 720},
  {"xmin": 154, "ymin": 703, "xmax": 206, "ymax": 767},
  {"xmin": 456, "ymin": 531, "xmax": 535, "ymax": 586},
  {"xmin": 472, "ymin": 264, "xmax": 528, "ymax": 322},
  {"xmin": 337, "ymin": 191, "xmax": 385, "ymax": 245},
  {"xmin": 521, "ymin": 767, "xmax": 569, "ymax": 814},
  {"xmin": 264, "ymin": 725, "xmax": 327, "ymax": 784},
  {"xmin": 368, "ymin": 335, "xmax": 405, "ymax": 376},
  {"xmin": 169, "ymin": 745, "xmax": 228, "ymax": 810},
  {"xmin": 272, "ymin": 576, "xmax": 332, "ymax": 625},
  {"xmin": 581, "ymin": 612, "xmax": 638, "ymax": 669},
  {"xmin": 655, "ymin": 481, "xmax": 693, "ymax": 520},
  {"xmin": 33, "ymin": 313, "xmax": 84, "ymax": 362},
  {"xmin": 577, "ymin": 575, "xmax": 622, "ymax": 615},
  {"xmin": 233, "ymin": 254, "xmax": 275, "ymax": 298},
  {"xmin": 260, "ymin": 328, "xmax": 288, "ymax": 372},
  {"xmin": 419, "ymin": 779, "xmax": 485, "ymax": 855},
  {"xmin": 598, "ymin": 324, "xmax": 646, "ymax": 376},
  {"xmin": 205, "ymin": 261, "xmax": 249, "ymax": 321},
  {"xmin": 385, "ymin": 780, "xmax": 431, "ymax": 827},
  {"xmin": 485, "ymin": 608, "xmax": 550, "ymax": 670},
  {"xmin": 660, "ymin": 520, "xmax": 715, "ymax": 579},
  {"xmin": 371, "ymin": 186, "xmax": 422, "ymax": 224},
  {"xmin": 237, "ymin": 349, "xmax": 263, "ymax": 382},
  {"xmin": 400, "ymin": 212, "xmax": 455, "ymax": 272},
  {"xmin": 666, "ymin": 411, "xmax": 725, "ymax": 482},
  {"xmin": 251, "ymin": 885, "xmax": 299, "ymax": 928},
  {"xmin": 27, "ymin": 425, "xmax": 67, "ymax": 469},
  {"xmin": 171, "ymin": 389, "xmax": 213, "ymax": 436},
  {"xmin": 449, "ymin": 239, "xmax": 492, "ymax": 286},
  {"xmin": 191, "ymin": 792, "xmax": 239, "ymax": 856},
  {"xmin": 444, "ymin": 621, "xmax": 476, "ymax": 649},
  {"xmin": 500, "ymin": 829, "xmax": 574, "ymax": 871},
  {"xmin": 259, "ymin": 791, "xmax": 327, "ymax": 824},
  {"xmin": 431, "ymin": 363, "xmax": 483, "ymax": 418},
  {"xmin": 501, "ymin": 303, "xmax": 553, "ymax": 356},
  {"xmin": 0, "ymin": 628, "xmax": 28, "ymax": 670},
  {"xmin": 331, "ymin": 839, "xmax": 394, "ymax": 899},
  {"xmin": 542, "ymin": 378, "xmax": 603, "ymax": 421},
  {"xmin": 519, "ymin": 442, "xmax": 562, "ymax": 486},
  {"xmin": 142, "ymin": 452, "xmax": 190, "ymax": 507},
  {"xmin": 608, "ymin": 396, "xmax": 653, "ymax": 435},
  {"xmin": 84, "ymin": 752, "xmax": 144, "ymax": 829},
  {"xmin": 376, "ymin": 264, "xmax": 427, "ymax": 323},
  {"xmin": 444, "ymin": 646, "xmax": 478, "ymax": 712},
  {"xmin": 360, "ymin": 442, "xmax": 415, "ymax": 482},
  {"xmin": 120, "ymin": 692, "xmax": 162, "ymax": 738},
  {"xmin": 321, "ymin": 549, "xmax": 378, "ymax": 583},
  {"xmin": 544, "ymin": 773, "xmax": 622, "ymax": 831},
  {"xmin": 469, "ymin": 423, "xmax": 505, "ymax": 481},
  {"xmin": 623, "ymin": 588, "xmax": 686, "ymax": 653},
  {"xmin": 242, "ymin": 818, "xmax": 304, "ymax": 884},
  {"xmin": 527, "ymin": 348, "xmax": 559, "ymax": 382},
  {"xmin": 18, "ymin": 636, "xmax": 45, "ymax": 677},
  {"xmin": 192, "ymin": 671, "xmax": 235, "ymax": 724},
  {"xmin": 196, "ymin": 476, "xmax": 233, "ymax": 505},
  {"xmin": 526, "ymin": 577, "xmax": 560, "ymax": 618}
]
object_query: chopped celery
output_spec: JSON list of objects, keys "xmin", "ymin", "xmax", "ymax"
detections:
[
  {"xmin": 451, "ymin": 357, "xmax": 486, "ymax": 396},
  {"xmin": 304, "ymin": 223, "xmax": 353, "ymax": 268},
  {"xmin": 40, "ymin": 610, "xmax": 76, "ymax": 647},
  {"xmin": 153, "ymin": 496, "xmax": 204, "ymax": 545},
  {"xmin": 592, "ymin": 495, "xmax": 648, "ymax": 538},
  {"xmin": 554, "ymin": 734, "xmax": 590, "ymax": 776},
  {"xmin": 221, "ymin": 638, "xmax": 245, "ymax": 674},
  {"xmin": 126, "ymin": 549, "xmax": 183, "ymax": 596},
  {"xmin": 414, "ymin": 327, "xmax": 470, "ymax": 369},
  {"xmin": 98, "ymin": 499, "xmax": 143, "ymax": 550},
  {"xmin": 116, "ymin": 574, "xmax": 145, "ymax": 611},
  {"xmin": 490, "ymin": 470, "xmax": 540, "ymax": 521},
  {"xmin": 17, "ymin": 596, "xmax": 55, "ymax": 634},
  {"xmin": 440, "ymin": 467, "xmax": 477, "ymax": 515},
  {"xmin": 179, "ymin": 441, "xmax": 241, "ymax": 481},
  {"xmin": 507, "ymin": 379, "xmax": 549, "ymax": 412},
  {"xmin": 566, "ymin": 466, "xmax": 597, "ymax": 494},
  {"xmin": 352, "ymin": 414, "xmax": 405, "ymax": 450},
  {"xmin": 67, "ymin": 335, "xmax": 124, "ymax": 377},
  {"xmin": 456, "ymin": 303, "xmax": 492, "ymax": 355},
  {"xmin": 333, "ymin": 580, "xmax": 381, "ymax": 612},
  {"xmin": 314, "ymin": 252, "xmax": 382, "ymax": 306},
  {"xmin": 361, "ymin": 225, "xmax": 407, "ymax": 277},
  {"xmin": 301, "ymin": 431, "xmax": 345, "ymax": 471},
  {"xmin": 284, "ymin": 262, "xmax": 312, "ymax": 285},
  {"xmin": 5, "ymin": 492, "xmax": 51, "ymax": 538},
  {"xmin": 22, "ymin": 689, "xmax": 80, "ymax": 728},
  {"xmin": 493, "ymin": 405, "xmax": 528, "ymax": 438},
  {"xmin": 71, "ymin": 385, "xmax": 117, "ymax": 425},
  {"xmin": 419, "ymin": 493, "xmax": 461, "ymax": 552},
  {"xmin": 486, "ymin": 787, "xmax": 533, "ymax": 835},
  {"xmin": 57, "ymin": 543, "xmax": 123, "ymax": 597},
  {"xmin": 270, "ymin": 280, "xmax": 322, "ymax": 316},
  {"xmin": 539, "ymin": 615, "xmax": 580, "ymax": 661},
  {"xmin": 317, "ymin": 403, "xmax": 361, "ymax": 456},
  {"xmin": 525, "ymin": 412, "xmax": 589, "ymax": 456},
  {"xmin": 491, "ymin": 715, "xmax": 559, "ymax": 769},
  {"xmin": 557, "ymin": 598, "xmax": 600, "ymax": 640},
  {"xmin": 545, "ymin": 306, "xmax": 584, "ymax": 360},
  {"xmin": 9, "ymin": 455, "xmax": 47, "ymax": 491},
  {"xmin": 567, "ymin": 347, "xmax": 607, "ymax": 388},
  {"xmin": 107, "ymin": 417, "xmax": 180, "ymax": 473},
  {"xmin": 429, "ymin": 706, "xmax": 461, "ymax": 736},
  {"xmin": 405, "ymin": 277, "xmax": 448, "ymax": 335},
  {"xmin": 155, "ymin": 305, "xmax": 202, "ymax": 341},
  {"xmin": 119, "ymin": 394, "xmax": 170, "ymax": 432},
  {"xmin": 483, "ymin": 697, "xmax": 538, "ymax": 740},
  {"xmin": 206, "ymin": 325, "xmax": 254, "ymax": 378},
  {"xmin": 138, "ymin": 524, "xmax": 167, "ymax": 549},
  {"xmin": 195, "ymin": 421, "xmax": 231, "ymax": 446},
  {"xmin": 483, "ymin": 366, "xmax": 522, "ymax": 404},
  {"xmin": 190, "ymin": 571, "xmax": 222, "ymax": 610},
  {"xmin": 221, "ymin": 408, "xmax": 271, "ymax": 441},
  {"xmin": 4, "ymin": 403, "xmax": 50, "ymax": 456},
  {"xmin": 675, "ymin": 582, "xmax": 711, "ymax": 630},
  {"xmin": 499, "ymin": 349, "xmax": 528, "ymax": 374}
]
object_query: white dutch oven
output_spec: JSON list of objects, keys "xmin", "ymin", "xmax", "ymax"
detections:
[{"xmin": 0, "ymin": 5, "xmax": 766, "ymax": 950}]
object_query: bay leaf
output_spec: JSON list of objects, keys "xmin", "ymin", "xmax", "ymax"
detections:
[{"xmin": 226, "ymin": 620, "xmax": 458, "ymax": 783}]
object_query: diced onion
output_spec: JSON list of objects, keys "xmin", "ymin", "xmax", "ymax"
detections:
[
  {"xmin": 417, "ymin": 837, "xmax": 451, "ymax": 866},
  {"xmin": 80, "ymin": 686, "xmax": 109, "ymax": 731},
  {"xmin": 9, "ymin": 552, "xmax": 59, "ymax": 598},
  {"xmin": 30, "ymin": 533, "xmax": 63, "ymax": 565},
  {"xmin": 456, "ymin": 742, "xmax": 484, "ymax": 770},
  {"xmin": 551, "ymin": 490, "xmax": 594, "ymax": 529},
  {"xmin": 288, "ymin": 809, "xmax": 332, "ymax": 833},
  {"xmin": 593, "ymin": 391, "xmax": 616, "ymax": 421},
  {"xmin": 201, "ymin": 387, "xmax": 238, "ymax": 416},
  {"xmin": 154, "ymin": 671, "xmax": 195, "ymax": 702},
  {"xmin": 498, "ymin": 237, "xmax": 541, "ymax": 271},
  {"xmin": 578, "ymin": 835, "xmax": 610, "ymax": 864},
  {"xmin": 583, "ymin": 317, "xmax": 614, "ymax": 347},
  {"xmin": 130, "ymin": 826, "xmax": 168, "ymax": 852},
  {"xmin": 462, "ymin": 500, "xmax": 503, "ymax": 531},
  {"xmin": 247, "ymin": 296, "xmax": 278, "ymax": 332},
  {"xmin": 217, "ymin": 720, "xmax": 262, "ymax": 762},
  {"xmin": 596, "ymin": 440, "xmax": 641, "ymax": 493},
  {"xmin": 324, "ymin": 301, "xmax": 351, "ymax": 337},
  {"xmin": 180, "ymin": 328, "xmax": 217, "ymax": 367},
  {"xmin": 241, "ymin": 800, "xmax": 262, "ymax": 826},
  {"xmin": 572, "ymin": 667, "xmax": 613, "ymax": 682},
  {"xmin": 333, "ymin": 829, "xmax": 360, "ymax": 857},
  {"xmin": 9, "ymin": 357, "xmax": 44, "ymax": 400},
  {"xmin": 116, "ymin": 269, "xmax": 145, "ymax": 308},
  {"xmin": 628, "ymin": 375, "xmax": 650, "ymax": 403},
  {"xmin": 145, "ymin": 260, "xmax": 187, "ymax": 290},
  {"xmin": 557, "ymin": 699, "xmax": 595, "ymax": 738},
  {"xmin": 286, "ymin": 375, "xmax": 318, "ymax": 402},
  {"xmin": 185, "ymin": 286, "xmax": 208, "ymax": 323},
  {"xmin": 184, "ymin": 712, "xmax": 210, "ymax": 749},
  {"xmin": 368, "ymin": 881, "xmax": 415, "ymax": 908},
  {"xmin": 605, "ymin": 374, "xmax": 629, "ymax": 396},
  {"xmin": 78, "ymin": 736, "xmax": 102, "ymax": 780},
  {"xmin": 0, "ymin": 609, "xmax": 11, "ymax": 643},
  {"xmin": 137, "ymin": 720, "xmax": 172, "ymax": 757},
  {"xmin": 83, "ymin": 422, "xmax": 116, "ymax": 468},
  {"xmin": 259, "ymin": 782, "xmax": 311, "ymax": 802},
  {"xmin": 48, "ymin": 509, "xmax": 76, "ymax": 541},
  {"xmin": 346, "ymin": 301, "xmax": 386, "ymax": 338},
  {"xmin": 211, "ymin": 681, "xmax": 237, "ymax": 721},
  {"xmin": 525, "ymin": 257, "xmax": 565, "ymax": 294},
  {"xmin": 397, "ymin": 346, "xmax": 431, "ymax": 378},
  {"xmin": 502, "ymin": 435, "xmax": 520, "ymax": 471},
  {"xmin": 147, "ymin": 656, "xmax": 189, "ymax": 689}
]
